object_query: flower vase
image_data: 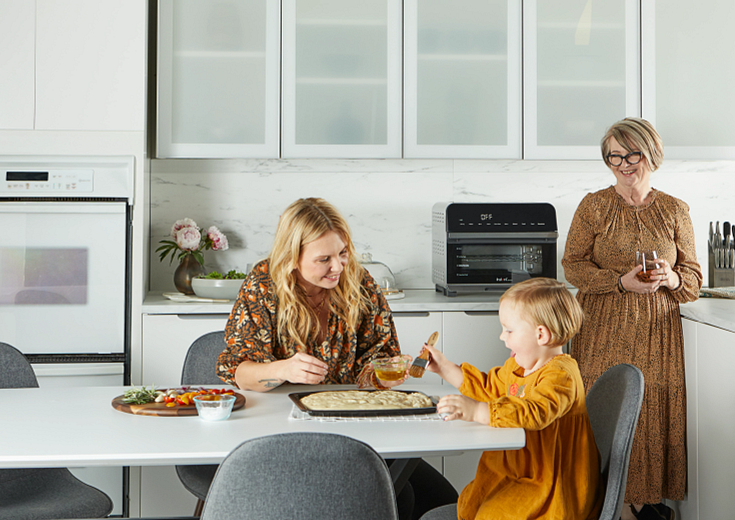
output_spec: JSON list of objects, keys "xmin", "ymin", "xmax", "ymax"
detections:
[{"xmin": 174, "ymin": 255, "xmax": 205, "ymax": 295}]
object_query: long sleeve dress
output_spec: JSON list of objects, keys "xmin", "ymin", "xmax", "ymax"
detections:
[
  {"xmin": 456, "ymin": 354, "xmax": 602, "ymax": 520},
  {"xmin": 216, "ymin": 259, "xmax": 400, "ymax": 386},
  {"xmin": 561, "ymin": 186, "xmax": 702, "ymax": 504}
]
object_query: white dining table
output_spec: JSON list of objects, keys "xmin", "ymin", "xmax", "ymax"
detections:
[{"xmin": 0, "ymin": 383, "xmax": 525, "ymax": 470}]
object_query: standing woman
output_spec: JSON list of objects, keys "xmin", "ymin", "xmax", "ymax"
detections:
[
  {"xmin": 562, "ymin": 118, "xmax": 702, "ymax": 520},
  {"xmin": 217, "ymin": 197, "xmax": 458, "ymax": 519}
]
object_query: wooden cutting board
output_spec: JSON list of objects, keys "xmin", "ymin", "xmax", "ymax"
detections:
[{"xmin": 111, "ymin": 392, "xmax": 246, "ymax": 417}]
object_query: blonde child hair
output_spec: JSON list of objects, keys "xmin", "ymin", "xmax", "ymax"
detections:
[
  {"xmin": 268, "ymin": 198, "xmax": 370, "ymax": 347},
  {"xmin": 499, "ymin": 278, "xmax": 584, "ymax": 347}
]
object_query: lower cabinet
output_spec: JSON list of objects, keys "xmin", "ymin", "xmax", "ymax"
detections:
[
  {"xmin": 138, "ymin": 314, "xmax": 229, "ymax": 518},
  {"xmin": 442, "ymin": 311, "xmax": 506, "ymax": 493},
  {"xmin": 679, "ymin": 318, "xmax": 735, "ymax": 520}
]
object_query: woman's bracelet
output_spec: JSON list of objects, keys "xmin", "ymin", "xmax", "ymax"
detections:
[{"xmin": 618, "ymin": 275, "xmax": 627, "ymax": 293}]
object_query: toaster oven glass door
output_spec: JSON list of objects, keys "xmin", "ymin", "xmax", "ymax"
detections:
[{"xmin": 447, "ymin": 242, "xmax": 556, "ymax": 284}]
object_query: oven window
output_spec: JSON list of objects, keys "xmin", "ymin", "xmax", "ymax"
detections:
[
  {"xmin": 0, "ymin": 247, "xmax": 88, "ymax": 305},
  {"xmin": 448, "ymin": 242, "xmax": 555, "ymax": 284}
]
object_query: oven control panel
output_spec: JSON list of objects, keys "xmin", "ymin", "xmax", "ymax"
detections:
[{"xmin": 1, "ymin": 169, "xmax": 93, "ymax": 193}]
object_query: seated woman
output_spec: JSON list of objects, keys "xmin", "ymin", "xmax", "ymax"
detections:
[{"xmin": 216, "ymin": 197, "xmax": 457, "ymax": 519}]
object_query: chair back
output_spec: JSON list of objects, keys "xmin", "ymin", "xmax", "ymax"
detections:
[
  {"xmin": 586, "ymin": 363, "xmax": 644, "ymax": 520},
  {"xmin": 181, "ymin": 331, "xmax": 227, "ymax": 385},
  {"xmin": 0, "ymin": 342, "xmax": 39, "ymax": 389},
  {"xmin": 200, "ymin": 432, "xmax": 399, "ymax": 520}
]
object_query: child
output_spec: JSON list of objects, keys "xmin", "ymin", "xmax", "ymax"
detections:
[{"xmin": 422, "ymin": 278, "xmax": 603, "ymax": 520}]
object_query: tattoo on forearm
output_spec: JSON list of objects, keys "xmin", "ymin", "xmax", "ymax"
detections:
[{"xmin": 259, "ymin": 379, "xmax": 284, "ymax": 388}]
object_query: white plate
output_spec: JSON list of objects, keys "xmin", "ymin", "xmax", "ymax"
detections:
[
  {"xmin": 384, "ymin": 291, "xmax": 406, "ymax": 300},
  {"xmin": 162, "ymin": 292, "xmax": 231, "ymax": 303}
]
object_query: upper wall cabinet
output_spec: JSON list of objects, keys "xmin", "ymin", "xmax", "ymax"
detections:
[
  {"xmin": 281, "ymin": 0, "xmax": 402, "ymax": 158},
  {"xmin": 157, "ymin": 0, "xmax": 281, "ymax": 158},
  {"xmin": 642, "ymin": 1, "xmax": 735, "ymax": 159},
  {"xmin": 0, "ymin": 0, "xmax": 146, "ymax": 132},
  {"xmin": 523, "ymin": 0, "xmax": 640, "ymax": 159},
  {"xmin": 403, "ymin": 0, "xmax": 521, "ymax": 159}
]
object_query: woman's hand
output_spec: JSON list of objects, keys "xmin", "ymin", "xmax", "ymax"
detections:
[
  {"xmin": 652, "ymin": 258, "xmax": 680, "ymax": 290},
  {"xmin": 620, "ymin": 259, "xmax": 679, "ymax": 294},
  {"xmin": 277, "ymin": 352, "xmax": 328, "ymax": 385},
  {"xmin": 437, "ymin": 394, "xmax": 489, "ymax": 424}
]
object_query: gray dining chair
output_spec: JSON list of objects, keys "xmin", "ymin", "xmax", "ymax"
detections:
[
  {"xmin": 418, "ymin": 363, "xmax": 644, "ymax": 520},
  {"xmin": 200, "ymin": 431, "xmax": 399, "ymax": 520},
  {"xmin": 0, "ymin": 342, "xmax": 114, "ymax": 519},
  {"xmin": 174, "ymin": 330, "xmax": 228, "ymax": 516}
]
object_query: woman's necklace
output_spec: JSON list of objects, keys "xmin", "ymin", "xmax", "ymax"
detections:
[{"xmin": 307, "ymin": 291, "xmax": 328, "ymax": 312}]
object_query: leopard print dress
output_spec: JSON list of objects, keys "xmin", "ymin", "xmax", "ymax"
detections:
[{"xmin": 562, "ymin": 186, "xmax": 702, "ymax": 504}]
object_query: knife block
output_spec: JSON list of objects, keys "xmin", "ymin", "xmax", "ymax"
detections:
[{"xmin": 709, "ymin": 253, "xmax": 735, "ymax": 287}]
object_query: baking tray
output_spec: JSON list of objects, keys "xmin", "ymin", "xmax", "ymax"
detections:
[{"xmin": 289, "ymin": 389, "xmax": 437, "ymax": 417}]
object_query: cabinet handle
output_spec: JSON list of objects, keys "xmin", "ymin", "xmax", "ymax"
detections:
[
  {"xmin": 175, "ymin": 314, "xmax": 229, "ymax": 320},
  {"xmin": 463, "ymin": 311, "xmax": 498, "ymax": 317},
  {"xmin": 392, "ymin": 312, "xmax": 431, "ymax": 318}
]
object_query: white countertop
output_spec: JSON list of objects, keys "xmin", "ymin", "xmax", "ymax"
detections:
[
  {"xmin": 680, "ymin": 297, "xmax": 735, "ymax": 334},
  {"xmin": 143, "ymin": 289, "xmax": 503, "ymax": 315},
  {"xmin": 143, "ymin": 290, "xmax": 735, "ymax": 334},
  {"xmin": 0, "ymin": 384, "xmax": 524, "ymax": 469}
]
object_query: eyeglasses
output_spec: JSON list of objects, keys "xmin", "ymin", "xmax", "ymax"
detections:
[{"xmin": 607, "ymin": 152, "xmax": 642, "ymax": 166}]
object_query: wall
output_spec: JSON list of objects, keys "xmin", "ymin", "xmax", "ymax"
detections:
[{"xmin": 149, "ymin": 158, "xmax": 735, "ymax": 291}]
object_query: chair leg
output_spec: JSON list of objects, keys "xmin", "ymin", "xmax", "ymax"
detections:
[{"xmin": 194, "ymin": 498, "xmax": 205, "ymax": 517}]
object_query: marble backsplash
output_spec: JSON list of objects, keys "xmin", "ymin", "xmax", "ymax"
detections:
[{"xmin": 149, "ymin": 159, "xmax": 735, "ymax": 292}]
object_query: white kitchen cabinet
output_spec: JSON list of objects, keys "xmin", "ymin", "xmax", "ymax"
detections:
[
  {"xmin": 157, "ymin": 0, "xmax": 281, "ymax": 158},
  {"xmin": 690, "ymin": 322, "xmax": 735, "ymax": 520},
  {"xmin": 139, "ymin": 313, "xmax": 229, "ymax": 518},
  {"xmin": 442, "ymin": 310, "xmax": 507, "ymax": 492},
  {"xmin": 0, "ymin": 0, "xmax": 145, "ymax": 133},
  {"xmin": 392, "ymin": 311, "xmax": 444, "ymax": 387},
  {"xmin": 35, "ymin": 0, "xmax": 146, "ymax": 131},
  {"xmin": 523, "ymin": 0, "xmax": 640, "ymax": 159},
  {"xmin": 0, "ymin": 0, "xmax": 35, "ymax": 130},
  {"xmin": 281, "ymin": 0, "xmax": 402, "ymax": 158},
  {"xmin": 641, "ymin": 1, "xmax": 735, "ymax": 159},
  {"xmin": 677, "ymin": 318, "xmax": 698, "ymax": 520},
  {"xmin": 403, "ymin": 0, "xmax": 521, "ymax": 159}
]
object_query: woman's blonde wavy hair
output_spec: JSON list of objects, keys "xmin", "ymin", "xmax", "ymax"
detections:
[{"xmin": 268, "ymin": 198, "xmax": 369, "ymax": 348}]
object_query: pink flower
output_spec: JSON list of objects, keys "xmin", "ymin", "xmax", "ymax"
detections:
[
  {"xmin": 207, "ymin": 226, "xmax": 229, "ymax": 251},
  {"xmin": 175, "ymin": 227, "xmax": 201, "ymax": 251},
  {"xmin": 171, "ymin": 218, "xmax": 197, "ymax": 238}
]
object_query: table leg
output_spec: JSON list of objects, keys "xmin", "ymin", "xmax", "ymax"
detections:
[{"xmin": 388, "ymin": 458, "xmax": 421, "ymax": 494}]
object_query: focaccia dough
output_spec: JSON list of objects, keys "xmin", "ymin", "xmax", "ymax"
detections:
[{"xmin": 300, "ymin": 390, "xmax": 433, "ymax": 411}]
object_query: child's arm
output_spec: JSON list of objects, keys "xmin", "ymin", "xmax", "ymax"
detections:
[
  {"xmin": 487, "ymin": 370, "xmax": 576, "ymax": 430},
  {"xmin": 422, "ymin": 343, "xmax": 463, "ymax": 388}
]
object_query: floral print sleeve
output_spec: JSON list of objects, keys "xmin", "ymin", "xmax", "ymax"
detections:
[
  {"xmin": 217, "ymin": 260, "xmax": 279, "ymax": 385},
  {"xmin": 216, "ymin": 259, "xmax": 401, "ymax": 387}
]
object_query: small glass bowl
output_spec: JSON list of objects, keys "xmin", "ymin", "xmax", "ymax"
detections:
[
  {"xmin": 193, "ymin": 394, "xmax": 236, "ymax": 421},
  {"xmin": 371, "ymin": 358, "xmax": 408, "ymax": 382}
]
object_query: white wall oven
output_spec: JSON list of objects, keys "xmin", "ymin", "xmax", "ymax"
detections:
[{"xmin": 0, "ymin": 155, "xmax": 134, "ymax": 516}]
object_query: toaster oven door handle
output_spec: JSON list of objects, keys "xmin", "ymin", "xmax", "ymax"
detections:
[{"xmin": 447, "ymin": 232, "xmax": 558, "ymax": 240}]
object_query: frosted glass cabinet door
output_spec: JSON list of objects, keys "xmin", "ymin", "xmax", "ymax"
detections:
[
  {"xmin": 642, "ymin": 1, "xmax": 735, "ymax": 159},
  {"xmin": 404, "ymin": 0, "xmax": 521, "ymax": 159},
  {"xmin": 157, "ymin": 0, "xmax": 280, "ymax": 158},
  {"xmin": 282, "ymin": 0, "xmax": 402, "ymax": 158},
  {"xmin": 524, "ymin": 0, "xmax": 640, "ymax": 159}
]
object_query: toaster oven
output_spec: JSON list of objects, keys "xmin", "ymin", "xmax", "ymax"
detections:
[{"xmin": 432, "ymin": 202, "xmax": 558, "ymax": 296}]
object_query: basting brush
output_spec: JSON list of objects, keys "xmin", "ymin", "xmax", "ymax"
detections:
[{"xmin": 408, "ymin": 331, "xmax": 439, "ymax": 378}]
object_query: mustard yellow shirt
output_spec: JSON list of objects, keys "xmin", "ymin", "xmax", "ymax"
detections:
[{"xmin": 456, "ymin": 354, "xmax": 603, "ymax": 520}]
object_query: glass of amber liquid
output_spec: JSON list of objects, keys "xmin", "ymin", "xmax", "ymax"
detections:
[{"xmin": 635, "ymin": 250, "xmax": 660, "ymax": 283}]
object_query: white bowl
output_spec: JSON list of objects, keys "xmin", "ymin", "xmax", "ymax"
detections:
[
  {"xmin": 193, "ymin": 394, "xmax": 236, "ymax": 421},
  {"xmin": 191, "ymin": 278, "xmax": 244, "ymax": 300}
]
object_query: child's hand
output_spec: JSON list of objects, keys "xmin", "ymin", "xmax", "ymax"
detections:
[
  {"xmin": 422, "ymin": 343, "xmax": 464, "ymax": 388},
  {"xmin": 437, "ymin": 394, "xmax": 489, "ymax": 424}
]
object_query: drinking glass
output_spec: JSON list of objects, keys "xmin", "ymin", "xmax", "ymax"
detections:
[{"xmin": 635, "ymin": 250, "xmax": 660, "ymax": 283}]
